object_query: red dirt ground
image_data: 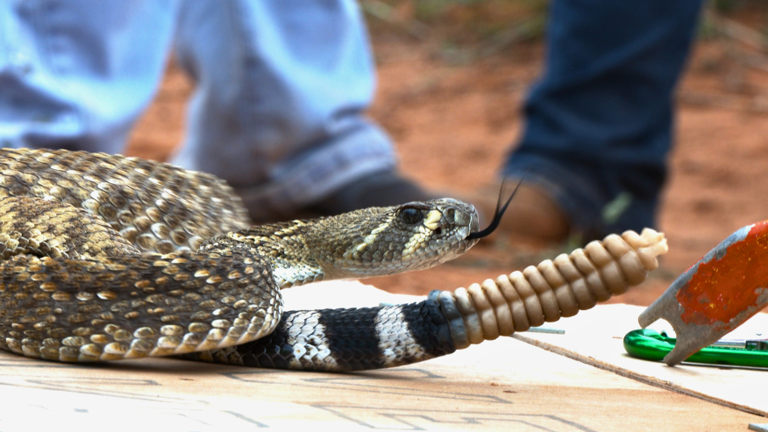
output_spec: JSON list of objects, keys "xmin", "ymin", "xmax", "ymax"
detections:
[{"xmin": 126, "ymin": 34, "xmax": 768, "ymax": 307}]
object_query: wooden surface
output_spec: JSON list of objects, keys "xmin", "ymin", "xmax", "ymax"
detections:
[
  {"xmin": 515, "ymin": 303, "xmax": 768, "ymax": 417},
  {"xmin": 0, "ymin": 282, "xmax": 765, "ymax": 431}
]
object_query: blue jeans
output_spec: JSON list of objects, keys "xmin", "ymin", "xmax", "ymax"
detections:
[
  {"xmin": 505, "ymin": 0, "xmax": 704, "ymax": 237},
  {"xmin": 0, "ymin": 0, "xmax": 395, "ymax": 220}
]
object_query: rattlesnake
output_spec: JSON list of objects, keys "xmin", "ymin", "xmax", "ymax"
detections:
[{"xmin": 0, "ymin": 148, "xmax": 668, "ymax": 371}]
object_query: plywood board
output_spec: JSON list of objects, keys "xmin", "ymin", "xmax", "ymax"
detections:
[
  {"xmin": 514, "ymin": 303, "xmax": 768, "ymax": 417},
  {"xmin": 0, "ymin": 282, "xmax": 763, "ymax": 431}
]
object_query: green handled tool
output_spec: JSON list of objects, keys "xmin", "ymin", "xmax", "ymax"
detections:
[{"xmin": 624, "ymin": 329, "xmax": 768, "ymax": 368}]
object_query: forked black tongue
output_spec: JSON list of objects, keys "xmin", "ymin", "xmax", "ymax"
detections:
[{"xmin": 467, "ymin": 176, "xmax": 525, "ymax": 240}]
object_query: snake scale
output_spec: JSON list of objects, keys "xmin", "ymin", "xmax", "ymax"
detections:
[{"xmin": 0, "ymin": 148, "xmax": 668, "ymax": 371}]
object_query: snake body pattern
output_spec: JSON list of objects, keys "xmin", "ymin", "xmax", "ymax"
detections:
[{"xmin": 0, "ymin": 148, "xmax": 669, "ymax": 371}]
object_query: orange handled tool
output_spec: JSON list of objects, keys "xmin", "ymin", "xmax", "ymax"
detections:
[{"xmin": 639, "ymin": 221, "xmax": 768, "ymax": 366}]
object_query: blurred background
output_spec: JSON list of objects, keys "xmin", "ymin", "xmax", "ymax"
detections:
[{"xmin": 126, "ymin": 0, "xmax": 768, "ymax": 304}]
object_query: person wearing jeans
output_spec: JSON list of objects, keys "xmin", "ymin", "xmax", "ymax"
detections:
[
  {"xmin": 0, "ymin": 0, "xmax": 705, "ymax": 241},
  {"xmin": 0, "ymin": 0, "xmax": 428, "ymax": 223}
]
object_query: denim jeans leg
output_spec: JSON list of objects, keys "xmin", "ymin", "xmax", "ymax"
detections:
[
  {"xmin": 0, "ymin": 0, "xmax": 178, "ymax": 153},
  {"xmin": 504, "ymin": 0, "xmax": 703, "ymax": 237},
  {"xmin": 170, "ymin": 0, "xmax": 397, "ymax": 221}
]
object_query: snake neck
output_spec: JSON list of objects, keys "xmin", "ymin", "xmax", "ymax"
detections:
[{"xmin": 201, "ymin": 221, "xmax": 325, "ymax": 289}]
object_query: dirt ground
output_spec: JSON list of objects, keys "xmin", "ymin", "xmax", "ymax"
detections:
[{"xmin": 126, "ymin": 31, "xmax": 768, "ymax": 307}]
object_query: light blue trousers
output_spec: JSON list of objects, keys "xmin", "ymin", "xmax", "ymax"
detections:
[{"xmin": 0, "ymin": 0, "xmax": 396, "ymax": 219}]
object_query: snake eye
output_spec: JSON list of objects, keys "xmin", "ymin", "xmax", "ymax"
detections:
[{"xmin": 399, "ymin": 207, "xmax": 423, "ymax": 225}]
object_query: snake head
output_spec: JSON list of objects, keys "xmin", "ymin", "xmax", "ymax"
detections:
[{"xmin": 311, "ymin": 198, "xmax": 480, "ymax": 279}]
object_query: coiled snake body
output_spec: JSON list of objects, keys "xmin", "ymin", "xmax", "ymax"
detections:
[{"xmin": 0, "ymin": 148, "xmax": 668, "ymax": 371}]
